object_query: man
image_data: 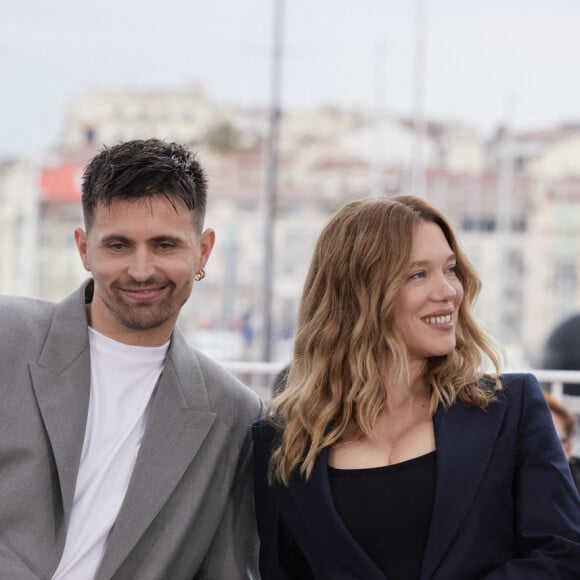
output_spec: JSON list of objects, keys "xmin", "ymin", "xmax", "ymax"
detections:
[{"xmin": 0, "ymin": 139, "xmax": 263, "ymax": 579}]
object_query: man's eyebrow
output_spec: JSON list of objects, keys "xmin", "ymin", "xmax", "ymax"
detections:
[
  {"xmin": 99, "ymin": 234, "xmax": 186, "ymax": 244},
  {"xmin": 150, "ymin": 235, "xmax": 187, "ymax": 244},
  {"xmin": 100, "ymin": 234, "xmax": 130, "ymax": 244}
]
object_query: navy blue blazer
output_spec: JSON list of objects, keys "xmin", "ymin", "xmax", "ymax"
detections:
[{"xmin": 252, "ymin": 373, "xmax": 580, "ymax": 579}]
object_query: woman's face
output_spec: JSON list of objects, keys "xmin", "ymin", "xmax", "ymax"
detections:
[{"xmin": 394, "ymin": 221, "xmax": 464, "ymax": 363}]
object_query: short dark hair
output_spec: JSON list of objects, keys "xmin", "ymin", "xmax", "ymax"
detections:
[{"xmin": 81, "ymin": 139, "xmax": 208, "ymax": 231}]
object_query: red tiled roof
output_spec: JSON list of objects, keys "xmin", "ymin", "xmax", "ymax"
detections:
[{"xmin": 40, "ymin": 162, "xmax": 84, "ymax": 202}]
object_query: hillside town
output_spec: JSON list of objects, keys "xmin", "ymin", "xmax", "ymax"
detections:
[{"xmin": 2, "ymin": 84, "xmax": 580, "ymax": 368}]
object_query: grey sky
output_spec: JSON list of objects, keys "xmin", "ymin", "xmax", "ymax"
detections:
[{"xmin": 2, "ymin": 0, "xmax": 579, "ymax": 158}]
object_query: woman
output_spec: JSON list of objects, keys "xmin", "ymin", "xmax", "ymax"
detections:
[{"xmin": 253, "ymin": 196, "xmax": 580, "ymax": 579}]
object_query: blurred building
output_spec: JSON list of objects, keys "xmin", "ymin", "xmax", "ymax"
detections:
[
  {"xmin": 60, "ymin": 85, "xmax": 233, "ymax": 152},
  {"xmin": 0, "ymin": 158, "xmax": 38, "ymax": 296},
  {"xmin": 3, "ymin": 87, "xmax": 580, "ymax": 364}
]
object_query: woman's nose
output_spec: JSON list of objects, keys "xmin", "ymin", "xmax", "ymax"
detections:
[{"xmin": 433, "ymin": 275, "xmax": 458, "ymax": 300}]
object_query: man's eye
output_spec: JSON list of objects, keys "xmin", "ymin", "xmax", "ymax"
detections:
[
  {"xmin": 159, "ymin": 242, "xmax": 176, "ymax": 250},
  {"xmin": 107, "ymin": 242, "xmax": 125, "ymax": 251}
]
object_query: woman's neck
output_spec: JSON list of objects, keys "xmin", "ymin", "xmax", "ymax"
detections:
[{"xmin": 382, "ymin": 359, "xmax": 429, "ymax": 410}]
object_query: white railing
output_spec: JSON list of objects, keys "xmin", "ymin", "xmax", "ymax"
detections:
[
  {"xmin": 509, "ymin": 369, "xmax": 580, "ymax": 414},
  {"xmin": 220, "ymin": 361, "xmax": 580, "ymax": 413},
  {"xmin": 220, "ymin": 360, "xmax": 286, "ymax": 401}
]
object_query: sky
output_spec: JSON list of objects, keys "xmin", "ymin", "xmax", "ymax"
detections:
[{"xmin": 2, "ymin": 0, "xmax": 580, "ymax": 158}]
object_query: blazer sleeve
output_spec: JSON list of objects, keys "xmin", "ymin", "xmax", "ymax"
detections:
[
  {"xmin": 252, "ymin": 420, "xmax": 315, "ymax": 580},
  {"xmin": 482, "ymin": 373, "xmax": 580, "ymax": 579},
  {"xmin": 195, "ymin": 400, "xmax": 265, "ymax": 580},
  {"xmin": 0, "ymin": 545, "xmax": 41, "ymax": 580}
]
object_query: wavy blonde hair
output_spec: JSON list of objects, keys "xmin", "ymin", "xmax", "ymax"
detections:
[{"xmin": 269, "ymin": 196, "xmax": 502, "ymax": 485}]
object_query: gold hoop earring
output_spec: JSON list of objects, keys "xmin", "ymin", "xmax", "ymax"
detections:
[{"xmin": 195, "ymin": 268, "xmax": 206, "ymax": 282}]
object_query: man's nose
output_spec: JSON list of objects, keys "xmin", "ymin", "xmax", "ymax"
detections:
[{"xmin": 127, "ymin": 248, "xmax": 156, "ymax": 281}]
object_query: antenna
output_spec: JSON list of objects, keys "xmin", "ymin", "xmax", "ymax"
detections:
[{"xmin": 262, "ymin": 0, "xmax": 285, "ymax": 362}]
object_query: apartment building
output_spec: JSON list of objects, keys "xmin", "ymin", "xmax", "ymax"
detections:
[{"xmin": 3, "ymin": 87, "xmax": 580, "ymax": 365}]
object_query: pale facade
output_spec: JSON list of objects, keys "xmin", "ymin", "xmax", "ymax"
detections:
[
  {"xmin": 61, "ymin": 85, "xmax": 232, "ymax": 150},
  {"xmin": 529, "ymin": 133, "xmax": 580, "ymax": 179},
  {"xmin": 0, "ymin": 158, "xmax": 45, "ymax": 296},
  {"xmin": 4, "ymin": 87, "xmax": 580, "ymax": 365},
  {"xmin": 522, "ymin": 183, "xmax": 580, "ymax": 363}
]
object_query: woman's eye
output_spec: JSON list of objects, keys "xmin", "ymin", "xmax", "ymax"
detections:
[{"xmin": 409, "ymin": 271, "xmax": 426, "ymax": 280}]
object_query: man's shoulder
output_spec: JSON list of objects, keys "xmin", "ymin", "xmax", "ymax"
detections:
[
  {"xmin": 190, "ymin": 347, "xmax": 250, "ymax": 391},
  {"xmin": 189, "ymin": 347, "xmax": 263, "ymax": 414},
  {"xmin": 0, "ymin": 294, "xmax": 56, "ymax": 329},
  {"xmin": 0, "ymin": 293, "xmax": 53, "ymax": 310}
]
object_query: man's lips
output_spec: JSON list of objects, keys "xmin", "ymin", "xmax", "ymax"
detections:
[{"xmin": 120, "ymin": 286, "xmax": 167, "ymax": 300}]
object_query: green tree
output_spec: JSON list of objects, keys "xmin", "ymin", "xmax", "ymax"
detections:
[{"xmin": 205, "ymin": 121, "xmax": 242, "ymax": 153}]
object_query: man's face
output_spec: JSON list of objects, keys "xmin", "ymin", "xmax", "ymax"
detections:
[{"xmin": 75, "ymin": 195, "xmax": 214, "ymax": 346}]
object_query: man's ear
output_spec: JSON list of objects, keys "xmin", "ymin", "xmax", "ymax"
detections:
[
  {"xmin": 74, "ymin": 227, "xmax": 91, "ymax": 272},
  {"xmin": 199, "ymin": 228, "xmax": 216, "ymax": 266}
]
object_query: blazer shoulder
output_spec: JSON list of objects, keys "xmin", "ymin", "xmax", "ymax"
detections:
[
  {"xmin": 493, "ymin": 372, "xmax": 553, "ymax": 435},
  {"xmin": 0, "ymin": 295, "xmax": 55, "ymax": 344},
  {"xmin": 500, "ymin": 372, "xmax": 540, "ymax": 387},
  {"xmin": 498, "ymin": 372, "xmax": 543, "ymax": 404},
  {"xmin": 252, "ymin": 417, "xmax": 280, "ymax": 436},
  {"xmin": 0, "ymin": 282, "xmax": 87, "ymax": 331},
  {"xmin": 190, "ymin": 346, "xmax": 263, "ymax": 417},
  {"xmin": 0, "ymin": 294, "xmax": 55, "ymax": 321},
  {"xmin": 252, "ymin": 418, "xmax": 283, "ymax": 458},
  {"xmin": 442, "ymin": 373, "xmax": 545, "ymax": 432}
]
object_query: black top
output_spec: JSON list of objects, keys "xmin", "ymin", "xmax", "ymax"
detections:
[{"xmin": 328, "ymin": 451, "xmax": 437, "ymax": 580}]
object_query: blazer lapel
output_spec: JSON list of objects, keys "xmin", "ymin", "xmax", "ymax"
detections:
[
  {"xmin": 29, "ymin": 284, "xmax": 92, "ymax": 525},
  {"xmin": 286, "ymin": 447, "xmax": 387, "ymax": 580},
  {"xmin": 96, "ymin": 329, "xmax": 216, "ymax": 580},
  {"xmin": 420, "ymin": 396, "xmax": 507, "ymax": 580}
]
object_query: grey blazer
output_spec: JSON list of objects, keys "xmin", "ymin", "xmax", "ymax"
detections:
[{"xmin": 0, "ymin": 281, "xmax": 264, "ymax": 580}]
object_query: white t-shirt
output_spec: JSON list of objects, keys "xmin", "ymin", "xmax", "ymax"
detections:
[{"xmin": 52, "ymin": 328, "xmax": 169, "ymax": 580}]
